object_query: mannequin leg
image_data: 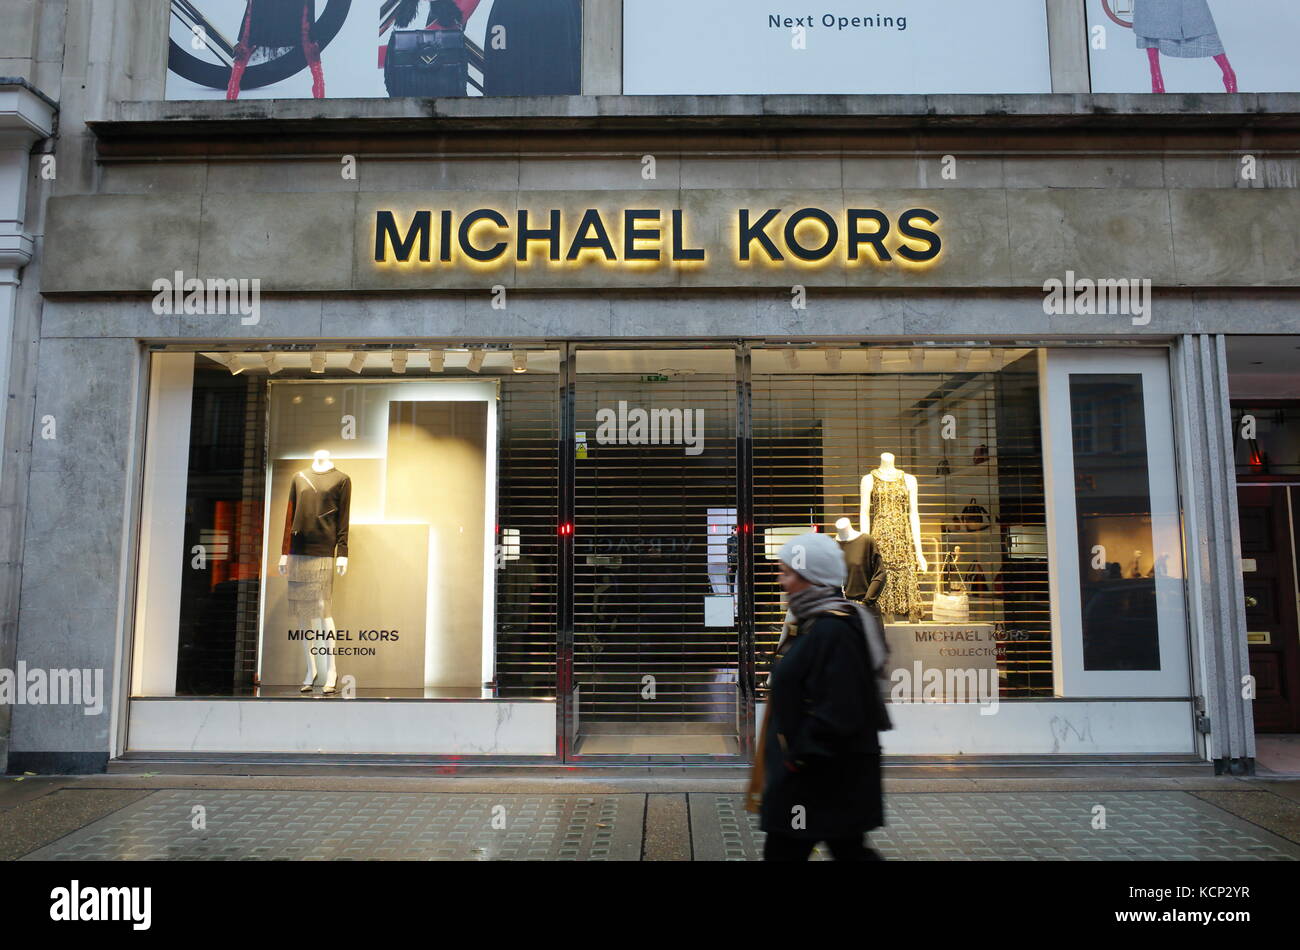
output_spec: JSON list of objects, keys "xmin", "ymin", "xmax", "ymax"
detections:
[
  {"xmin": 1215, "ymin": 54, "xmax": 1237, "ymax": 93},
  {"xmin": 300, "ymin": 634, "xmax": 318, "ymax": 690},
  {"xmin": 320, "ymin": 617, "xmax": 339, "ymax": 693},
  {"xmin": 1146, "ymin": 48, "xmax": 1165, "ymax": 94},
  {"xmin": 302, "ymin": 5, "xmax": 325, "ymax": 99}
]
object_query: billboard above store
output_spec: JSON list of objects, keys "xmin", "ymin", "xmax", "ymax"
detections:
[
  {"xmin": 166, "ymin": 0, "xmax": 582, "ymax": 100},
  {"xmin": 1087, "ymin": 0, "xmax": 1300, "ymax": 94},
  {"xmin": 622, "ymin": 0, "xmax": 1052, "ymax": 95}
]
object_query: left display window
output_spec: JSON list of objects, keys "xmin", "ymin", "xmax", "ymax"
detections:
[{"xmin": 130, "ymin": 348, "xmax": 558, "ymax": 701}]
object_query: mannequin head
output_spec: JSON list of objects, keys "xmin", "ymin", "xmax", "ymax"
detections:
[
  {"xmin": 312, "ymin": 449, "xmax": 334, "ymax": 471},
  {"xmin": 835, "ymin": 517, "xmax": 852, "ymax": 531},
  {"xmin": 880, "ymin": 452, "xmax": 896, "ymax": 469}
]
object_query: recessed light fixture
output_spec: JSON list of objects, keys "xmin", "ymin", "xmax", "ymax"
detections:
[
  {"xmin": 783, "ymin": 348, "xmax": 800, "ymax": 370},
  {"xmin": 391, "ymin": 351, "xmax": 409, "ymax": 374},
  {"xmin": 309, "ymin": 353, "xmax": 327, "ymax": 374},
  {"xmin": 954, "ymin": 350, "xmax": 971, "ymax": 370},
  {"xmin": 217, "ymin": 353, "xmax": 245, "ymax": 376},
  {"xmin": 512, "ymin": 351, "xmax": 528, "ymax": 374},
  {"xmin": 348, "ymin": 352, "xmax": 367, "ymax": 374},
  {"xmin": 824, "ymin": 349, "xmax": 842, "ymax": 370},
  {"xmin": 428, "ymin": 349, "xmax": 445, "ymax": 372},
  {"xmin": 261, "ymin": 353, "xmax": 282, "ymax": 374},
  {"xmin": 467, "ymin": 350, "xmax": 485, "ymax": 373}
]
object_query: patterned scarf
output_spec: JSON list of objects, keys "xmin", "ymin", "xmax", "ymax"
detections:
[{"xmin": 781, "ymin": 584, "xmax": 890, "ymax": 675}]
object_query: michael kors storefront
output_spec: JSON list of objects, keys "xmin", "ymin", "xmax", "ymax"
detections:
[{"xmin": 12, "ymin": 98, "xmax": 1279, "ymax": 772}]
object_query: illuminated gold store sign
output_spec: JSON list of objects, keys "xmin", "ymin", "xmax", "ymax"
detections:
[{"xmin": 373, "ymin": 206, "xmax": 942, "ymax": 269}]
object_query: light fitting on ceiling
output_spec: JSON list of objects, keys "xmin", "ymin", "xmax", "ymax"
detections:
[
  {"xmin": 309, "ymin": 353, "xmax": 327, "ymax": 374},
  {"xmin": 467, "ymin": 350, "xmax": 485, "ymax": 373},
  {"xmin": 783, "ymin": 348, "xmax": 800, "ymax": 370},
  {"xmin": 348, "ymin": 352, "xmax": 367, "ymax": 374},
  {"xmin": 217, "ymin": 353, "xmax": 245, "ymax": 376},
  {"xmin": 261, "ymin": 353, "xmax": 282, "ymax": 374},
  {"xmin": 866, "ymin": 351, "xmax": 883, "ymax": 372},
  {"xmin": 391, "ymin": 350, "xmax": 409, "ymax": 374},
  {"xmin": 428, "ymin": 349, "xmax": 445, "ymax": 372},
  {"xmin": 824, "ymin": 349, "xmax": 842, "ymax": 370},
  {"xmin": 512, "ymin": 350, "xmax": 528, "ymax": 374}
]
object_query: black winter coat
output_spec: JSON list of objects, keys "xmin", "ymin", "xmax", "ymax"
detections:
[{"xmin": 760, "ymin": 611, "xmax": 889, "ymax": 839}]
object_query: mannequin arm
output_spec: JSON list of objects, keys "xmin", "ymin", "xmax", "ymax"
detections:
[
  {"xmin": 859, "ymin": 473, "xmax": 873, "ymax": 535},
  {"xmin": 336, "ymin": 556, "xmax": 349, "ymax": 576},
  {"xmin": 906, "ymin": 474, "xmax": 928, "ymax": 572}
]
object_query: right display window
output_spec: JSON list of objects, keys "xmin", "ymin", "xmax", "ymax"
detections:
[{"xmin": 752, "ymin": 347, "xmax": 1052, "ymax": 700}]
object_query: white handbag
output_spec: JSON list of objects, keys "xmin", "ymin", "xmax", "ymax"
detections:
[{"xmin": 931, "ymin": 552, "xmax": 971, "ymax": 623}]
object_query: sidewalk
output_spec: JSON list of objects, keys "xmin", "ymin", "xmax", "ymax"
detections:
[{"xmin": 3, "ymin": 769, "xmax": 1298, "ymax": 861}]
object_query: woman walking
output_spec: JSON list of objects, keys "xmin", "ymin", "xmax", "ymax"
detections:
[{"xmin": 748, "ymin": 532, "xmax": 892, "ymax": 861}]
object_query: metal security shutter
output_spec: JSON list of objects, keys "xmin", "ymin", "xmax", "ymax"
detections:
[
  {"xmin": 495, "ymin": 372, "xmax": 561, "ymax": 699},
  {"xmin": 751, "ymin": 349, "xmax": 1052, "ymax": 699},
  {"xmin": 572, "ymin": 358, "xmax": 739, "ymax": 728}
]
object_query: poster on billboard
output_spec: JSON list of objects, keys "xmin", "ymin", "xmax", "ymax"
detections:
[
  {"xmin": 622, "ymin": 0, "xmax": 1052, "ymax": 96},
  {"xmin": 1087, "ymin": 0, "xmax": 1300, "ymax": 93},
  {"xmin": 166, "ymin": 0, "xmax": 582, "ymax": 100}
]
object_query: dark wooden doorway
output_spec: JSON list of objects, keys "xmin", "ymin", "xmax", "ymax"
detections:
[{"xmin": 1237, "ymin": 485, "xmax": 1300, "ymax": 733}]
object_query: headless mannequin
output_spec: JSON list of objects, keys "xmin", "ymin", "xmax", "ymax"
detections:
[
  {"xmin": 279, "ymin": 449, "xmax": 349, "ymax": 693},
  {"xmin": 861, "ymin": 452, "xmax": 927, "ymax": 622},
  {"xmin": 834, "ymin": 517, "xmax": 860, "ymax": 542}
]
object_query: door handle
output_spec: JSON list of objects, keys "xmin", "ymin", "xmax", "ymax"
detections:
[{"xmin": 1245, "ymin": 595, "xmax": 1259, "ymax": 609}]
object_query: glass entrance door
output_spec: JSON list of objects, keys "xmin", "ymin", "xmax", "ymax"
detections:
[{"xmin": 568, "ymin": 348, "xmax": 740, "ymax": 756}]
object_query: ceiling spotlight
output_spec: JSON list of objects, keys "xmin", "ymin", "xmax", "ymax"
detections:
[
  {"xmin": 783, "ymin": 348, "xmax": 800, "ymax": 370},
  {"xmin": 428, "ymin": 349, "xmax": 445, "ymax": 372},
  {"xmin": 217, "ymin": 353, "xmax": 245, "ymax": 376},
  {"xmin": 467, "ymin": 350, "xmax": 486, "ymax": 373},
  {"xmin": 260, "ymin": 353, "xmax": 282, "ymax": 375},
  {"xmin": 348, "ymin": 352, "xmax": 367, "ymax": 374},
  {"xmin": 391, "ymin": 350, "xmax": 409, "ymax": 374},
  {"xmin": 309, "ymin": 353, "xmax": 327, "ymax": 374},
  {"xmin": 824, "ymin": 349, "xmax": 842, "ymax": 370},
  {"xmin": 512, "ymin": 350, "xmax": 528, "ymax": 374}
]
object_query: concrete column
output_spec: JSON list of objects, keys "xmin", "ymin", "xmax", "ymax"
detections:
[
  {"xmin": 1046, "ymin": 0, "xmax": 1090, "ymax": 94},
  {"xmin": 1173, "ymin": 333, "xmax": 1254, "ymax": 774},
  {"xmin": 0, "ymin": 80, "xmax": 54, "ymax": 775},
  {"xmin": 582, "ymin": 0, "xmax": 621, "ymax": 96}
]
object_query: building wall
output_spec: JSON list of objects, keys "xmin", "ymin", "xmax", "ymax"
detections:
[{"xmin": 4, "ymin": 0, "xmax": 1284, "ymax": 770}]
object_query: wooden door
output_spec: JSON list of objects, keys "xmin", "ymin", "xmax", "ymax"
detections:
[{"xmin": 1238, "ymin": 486, "xmax": 1300, "ymax": 733}]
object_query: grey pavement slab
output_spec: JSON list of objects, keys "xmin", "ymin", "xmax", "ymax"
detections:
[
  {"xmin": 20, "ymin": 790, "xmax": 645, "ymax": 862},
  {"xmin": 689, "ymin": 791, "xmax": 1300, "ymax": 862}
]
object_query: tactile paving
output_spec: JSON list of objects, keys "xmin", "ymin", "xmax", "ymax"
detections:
[
  {"xmin": 21, "ymin": 790, "xmax": 643, "ymax": 862},
  {"xmin": 689, "ymin": 791, "xmax": 1300, "ymax": 861}
]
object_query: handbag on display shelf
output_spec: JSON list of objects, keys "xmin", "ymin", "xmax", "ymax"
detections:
[
  {"xmin": 958, "ymin": 497, "xmax": 992, "ymax": 532},
  {"xmin": 931, "ymin": 550, "xmax": 971, "ymax": 624},
  {"xmin": 384, "ymin": 28, "xmax": 469, "ymax": 97}
]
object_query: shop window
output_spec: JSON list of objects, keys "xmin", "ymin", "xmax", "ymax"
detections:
[
  {"xmin": 752, "ymin": 347, "xmax": 1052, "ymax": 699},
  {"xmin": 132, "ymin": 348, "xmax": 559, "ymax": 700}
]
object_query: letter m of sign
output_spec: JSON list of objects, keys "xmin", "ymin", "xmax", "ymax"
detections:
[{"xmin": 376, "ymin": 210, "xmax": 431, "ymax": 262}]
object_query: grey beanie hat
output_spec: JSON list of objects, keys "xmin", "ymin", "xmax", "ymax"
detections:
[{"xmin": 777, "ymin": 532, "xmax": 846, "ymax": 588}]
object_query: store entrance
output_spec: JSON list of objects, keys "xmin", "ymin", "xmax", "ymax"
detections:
[
  {"xmin": 569, "ymin": 348, "xmax": 741, "ymax": 756},
  {"xmin": 1237, "ymin": 485, "xmax": 1300, "ymax": 734}
]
